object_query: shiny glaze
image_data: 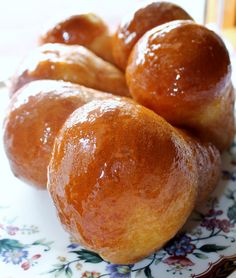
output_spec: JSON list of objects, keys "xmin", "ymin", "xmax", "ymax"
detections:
[
  {"xmin": 48, "ymin": 98, "xmax": 220, "ymax": 264},
  {"xmin": 40, "ymin": 14, "xmax": 114, "ymax": 63},
  {"xmin": 178, "ymin": 129, "xmax": 221, "ymax": 203},
  {"xmin": 126, "ymin": 20, "xmax": 234, "ymax": 150},
  {"xmin": 4, "ymin": 80, "xmax": 114, "ymax": 188},
  {"xmin": 113, "ymin": 1, "xmax": 192, "ymax": 70},
  {"xmin": 10, "ymin": 43, "xmax": 129, "ymax": 98}
]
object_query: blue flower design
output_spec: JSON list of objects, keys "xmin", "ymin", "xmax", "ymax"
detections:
[
  {"xmin": 106, "ymin": 264, "xmax": 133, "ymax": 278},
  {"xmin": 164, "ymin": 234, "xmax": 196, "ymax": 256},
  {"xmin": 67, "ymin": 243, "xmax": 80, "ymax": 249},
  {"xmin": 222, "ymin": 170, "xmax": 236, "ymax": 181},
  {"xmin": 1, "ymin": 249, "xmax": 28, "ymax": 264}
]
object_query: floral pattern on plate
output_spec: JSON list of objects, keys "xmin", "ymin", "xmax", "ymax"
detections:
[
  {"xmin": 0, "ymin": 79, "xmax": 236, "ymax": 277},
  {"xmin": 1, "ymin": 144, "xmax": 236, "ymax": 277},
  {"xmin": 42, "ymin": 142, "xmax": 236, "ymax": 277},
  {"xmin": 43, "ymin": 191, "xmax": 236, "ymax": 277},
  {"xmin": 0, "ymin": 216, "xmax": 53, "ymax": 272}
]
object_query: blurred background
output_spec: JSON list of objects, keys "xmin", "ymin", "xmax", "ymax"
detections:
[{"xmin": 0, "ymin": 0, "xmax": 235, "ymax": 82}]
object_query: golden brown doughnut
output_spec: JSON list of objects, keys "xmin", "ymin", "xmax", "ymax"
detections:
[
  {"xmin": 126, "ymin": 20, "xmax": 234, "ymax": 151},
  {"xmin": 113, "ymin": 1, "xmax": 192, "ymax": 70},
  {"xmin": 178, "ymin": 130, "xmax": 221, "ymax": 202},
  {"xmin": 40, "ymin": 14, "xmax": 114, "ymax": 64},
  {"xmin": 4, "ymin": 80, "xmax": 114, "ymax": 188},
  {"xmin": 3, "ymin": 3, "xmax": 228, "ymax": 266},
  {"xmin": 48, "ymin": 98, "xmax": 220, "ymax": 264},
  {"xmin": 10, "ymin": 43, "xmax": 129, "ymax": 97}
]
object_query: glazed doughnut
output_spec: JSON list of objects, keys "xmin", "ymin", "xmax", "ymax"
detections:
[
  {"xmin": 40, "ymin": 14, "xmax": 114, "ymax": 64},
  {"xmin": 48, "ymin": 98, "xmax": 220, "ymax": 264},
  {"xmin": 10, "ymin": 43, "xmax": 129, "ymax": 97},
  {"xmin": 113, "ymin": 1, "xmax": 192, "ymax": 70},
  {"xmin": 4, "ymin": 80, "xmax": 114, "ymax": 188},
  {"xmin": 126, "ymin": 20, "xmax": 234, "ymax": 150},
  {"xmin": 178, "ymin": 130, "xmax": 221, "ymax": 202},
  {"xmin": 3, "ymin": 2, "xmax": 231, "ymax": 266}
]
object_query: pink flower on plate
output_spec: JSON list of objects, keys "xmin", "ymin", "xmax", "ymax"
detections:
[
  {"xmin": 163, "ymin": 256, "xmax": 194, "ymax": 267},
  {"xmin": 6, "ymin": 225, "xmax": 19, "ymax": 235},
  {"xmin": 21, "ymin": 261, "xmax": 30, "ymax": 271},
  {"xmin": 201, "ymin": 218, "xmax": 233, "ymax": 233},
  {"xmin": 205, "ymin": 209, "xmax": 223, "ymax": 217},
  {"xmin": 21, "ymin": 254, "xmax": 41, "ymax": 271},
  {"xmin": 201, "ymin": 218, "xmax": 218, "ymax": 231},
  {"xmin": 218, "ymin": 219, "xmax": 234, "ymax": 233},
  {"xmin": 31, "ymin": 254, "xmax": 41, "ymax": 260},
  {"xmin": 81, "ymin": 271, "xmax": 100, "ymax": 278}
]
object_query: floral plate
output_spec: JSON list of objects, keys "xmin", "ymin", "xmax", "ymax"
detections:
[{"xmin": 1, "ymin": 85, "xmax": 236, "ymax": 278}]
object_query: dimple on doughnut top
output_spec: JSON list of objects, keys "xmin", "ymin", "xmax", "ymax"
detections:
[{"xmin": 126, "ymin": 20, "xmax": 234, "ymax": 150}]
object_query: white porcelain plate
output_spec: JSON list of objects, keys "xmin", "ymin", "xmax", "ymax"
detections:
[{"xmin": 0, "ymin": 85, "xmax": 236, "ymax": 278}]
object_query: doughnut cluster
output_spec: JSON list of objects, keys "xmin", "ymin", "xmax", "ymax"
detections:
[{"xmin": 3, "ymin": 1, "xmax": 234, "ymax": 264}]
